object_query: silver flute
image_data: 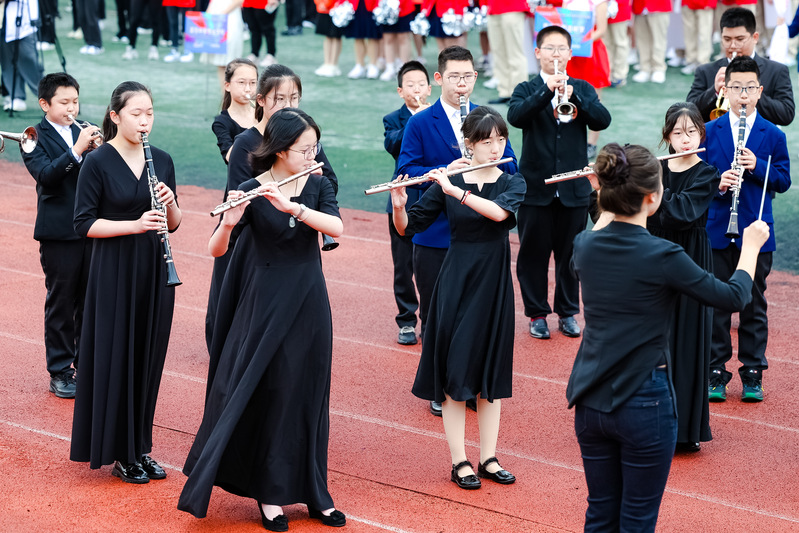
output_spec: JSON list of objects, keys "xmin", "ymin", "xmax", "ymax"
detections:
[
  {"xmin": 210, "ymin": 161, "xmax": 324, "ymax": 216},
  {"xmin": 545, "ymin": 148, "xmax": 706, "ymax": 184},
  {"xmin": 364, "ymin": 157, "xmax": 513, "ymax": 195}
]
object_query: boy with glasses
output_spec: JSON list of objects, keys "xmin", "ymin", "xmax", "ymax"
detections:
[
  {"xmin": 397, "ymin": 46, "xmax": 517, "ymax": 416},
  {"xmin": 507, "ymin": 25, "xmax": 610, "ymax": 341},
  {"xmin": 700, "ymin": 55, "xmax": 791, "ymax": 403},
  {"xmin": 687, "ymin": 7, "xmax": 794, "ymax": 125}
]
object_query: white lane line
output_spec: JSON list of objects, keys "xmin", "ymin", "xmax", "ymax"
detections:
[
  {"xmin": 512, "ymin": 372, "xmax": 569, "ymax": 386},
  {"xmin": 710, "ymin": 412, "xmax": 799, "ymax": 435},
  {"xmin": 0, "ymin": 265, "xmax": 43, "ymax": 278},
  {"xmin": 666, "ymin": 489, "xmax": 799, "ymax": 524},
  {"xmin": 0, "ymin": 218, "xmax": 33, "ymax": 227},
  {"xmin": 334, "ymin": 336, "xmax": 419, "ymax": 355},
  {"xmin": 0, "ymin": 331, "xmax": 44, "ymax": 346},
  {"xmin": 347, "ymin": 515, "xmax": 415, "ymax": 533},
  {"xmin": 163, "ymin": 370, "xmax": 207, "ymax": 384},
  {"xmin": 2, "ymin": 420, "xmax": 70, "ymax": 442}
]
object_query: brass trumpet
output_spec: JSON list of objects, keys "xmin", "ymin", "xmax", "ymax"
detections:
[
  {"xmin": 68, "ymin": 114, "xmax": 104, "ymax": 141},
  {"xmin": 710, "ymin": 52, "xmax": 734, "ymax": 120},
  {"xmin": 553, "ymin": 59, "xmax": 577, "ymax": 123},
  {"xmin": 1, "ymin": 127, "xmax": 38, "ymax": 154}
]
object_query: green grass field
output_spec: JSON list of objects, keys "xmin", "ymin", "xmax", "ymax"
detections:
[{"xmin": 4, "ymin": 5, "xmax": 799, "ymax": 271}]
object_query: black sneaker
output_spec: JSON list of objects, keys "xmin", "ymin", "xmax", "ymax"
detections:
[
  {"xmin": 49, "ymin": 372, "xmax": 76, "ymax": 399},
  {"xmin": 708, "ymin": 369, "xmax": 726, "ymax": 402},
  {"xmin": 741, "ymin": 369, "xmax": 764, "ymax": 402},
  {"xmin": 397, "ymin": 326, "xmax": 418, "ymax": 345}
]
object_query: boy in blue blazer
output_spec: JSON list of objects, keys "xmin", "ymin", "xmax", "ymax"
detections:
[
  {"xmin": 701, "ymin": 56, "xmax": 791, "ymax": 403},
  {"xmin": 383, "ymin": 60, "xmax": 432, "ymax": 346}
]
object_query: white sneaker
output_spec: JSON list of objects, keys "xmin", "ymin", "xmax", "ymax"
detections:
[
  {"xmin": 260, "ymin": 54, "xmax": 276, "ymax": 67},
  {"xmin": 483, "ymin": 77, "xmax": 498, "ymax": 89},
  {"xmin": 302, "ymin": 20, "xmax": 316, "ymax": 28},
  {"xmin": 314, "ymin": 64, "xmax": 334, "ymax": 77},
  {"xmin": 650, "ymin": 71, "xmax": 666, "ymax": 83},
  {"xmin": 2, "ymin": 96, "xmax": 10, "ymax": 110},
  {"xmin": 164, "ymin": 49, "xmax": 180, "ymax": 62},
  {"xmin": 332, "ymin": 66, "xmax": 341, "ymax": 76},
  {"xmin": 379, "ymin": 65, "xmax": 397, "ymax": 82},
  {"xmin": 348, "ymin": 64, "xmax": 366, "ymax": 79},
  {"xmin": 627, "ymin": 49, "xmax": 639, "ymax": 66},
  {"xmin": 631, "ymin": 70, "xmax": 651, "ymax": 83},
  {"xmin": 375, "ymin": 57, "xmax": 386, "ymax": 71},
  {"xmin": 179, "ymin": 51, "xmax": 194, "ymax": 63},
  {"xmin": 148, "ymin": 46, "xmax": 159, "ymax": 60},
  {"xmin": 80, "ymin": 45, "xmax": 104, "ymax": 55},
  {"xmin": 246, "ymin": 53, "xmax": 257, "ymax": 63},
  {"xmin": 680, "ymin": 63, "xmax": 697, "ymax": 76},
  {"xmin": 67, "ymin": 28, "xmax": 83, "ymax": 39},
  {"xmin": 137, "ymin": 27, "xmax": 153, "ymax": 34},
  {"xmin": 37, "ymin": 42, "xmax": 55, "ymax": 51},
  {"xmin": 112, "ymin": 35, "xmax": 130, "ymax": 44},
  {"xmin": 122, "ymin": 46, "xmax": 138, "ymax": 60},
  {"xmin": 366, "ymin": 64, "xmax": 380, "ymax": 79},
  {"xmin": 416, "ymin": 55, "xmax": 426, "ymax": 65},
  {"xmin": 8, "ymin": 99, "xmax": 27, "ymax": 112}
]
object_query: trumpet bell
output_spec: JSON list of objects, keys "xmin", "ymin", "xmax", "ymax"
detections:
[
  {"xmin": 554, "ymin": 102, "xmax": 578, "ymax": 123},
  {"xmin": 709, "ymin": 108, "xmax": 728, "ymax": 120},
  {"xmin": 0, "ymin": 126, "xmax": 38, "ymax": 154}
]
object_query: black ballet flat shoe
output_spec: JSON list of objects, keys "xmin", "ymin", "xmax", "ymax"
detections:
[
  {"xmin": 675, "ymin": 442, "xmax": 701, "ymax": 453},
  {"xmin": 451, "ymin": 460, "xmax": 481, "ymax": 490},
  {"xmin": 111, "ymin": 460, "xmax": 149, "ymax": 484},
  {"xmin": 258, "ymin": 503, "xmax": 289, "ymax": 532},
  {"xmin": 140, "ymin": 455, "xmax": 166, "ymax": 479},
  {"xmin": 477, "ymin": 457, "xmax": 516, "ymax": 485},
  {"xmin": 309, "ymin": 508, "xmax": 347, "ymax": 527}
]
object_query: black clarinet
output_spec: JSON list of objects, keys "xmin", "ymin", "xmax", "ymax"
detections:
[
  {"xmin": 725, "ymin": 104, "xmax": 746, "ymax": 239},
  {"xmin": 458, "ymin": 94, "xmax": 471, "ymax": 159},
  {"xmin": 142, "ymin": 132, "xmax": 182, "ymax": 287}
]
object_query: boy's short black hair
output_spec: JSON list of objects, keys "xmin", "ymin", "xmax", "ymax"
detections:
[
  {"xmin": 437, "ymin": 46, "xmax": 474, "ymax": 75},
  {"xmin": 725, "ymin": 55, "xmax": 761, "ymax": 84},
  {"xmin": 536, "ymin": 26, "xmax": 572, "ymax": 48},
  {"xmin": 38, "ymin": 73, "xmax": 80, "ymax": 103},
  {"xmin": 720, "ymin": 7, "xmax": 757, "ymax": 34},
  {"xmin": 397, "ymin": 60, "xmax": 429, "ymax": 87}
]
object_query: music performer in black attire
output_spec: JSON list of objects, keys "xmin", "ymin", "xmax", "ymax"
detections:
[
  {"xmin": 507, "ymin": 25, "xmax": 611, "ymax": 340},
  {"xmin": 211, "ymin": 58, "xmax": 258, "ymax": 165},
  {"xmin": 567, "ymin": 143, "xmax": 768, "ymax": 532},
  {"xmin": 21, "ymin": 73, "xmax": 101, "ymax": 398},
  {"xmin": 686, "ymin": 7, "xmax": 794, "ymax": 126},
  {"xmin": 70, "ymin": 81, "xmax": 182, "ymax": 484}
]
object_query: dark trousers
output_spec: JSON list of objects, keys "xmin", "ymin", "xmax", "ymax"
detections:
[
  {"xmin": 244, "ymin": 7, "xmax": 277, "ymax": 56},
  {"xmin": 388, "ymin": 214, "xmax": 418, "ymax": 329},
  {"xmin": 412, "ymin": 243, "xmax": 446, "ymax": 340},
  {"xmin": 128, "ymin": 0, "xmax": 162, "ymax": 47},
  {"xmin": 516, "ymin": 199, "xmax": 587, "ymax": 319},
  {"xmin": 710, "ymin": 245, "xmax": 772, "ymax": 383},
  {"xmin": 115, "ymin": 0, "xmax": 130, "ymax": 39},
  {"xmin": 38, "ymin": 239, "xmax": 92, "ymax": 377},
  {"xmin": 39, "ymin": 0, "xmax": 59, "ymax": 43},
  {"xmin": 285, "ymin": 0, "xmax": 304, "ymax": 28},
  {"xmin": 575, "ymin": 369, "xmax": 677, "ymax": 533},
  {"xmin": 304, "ymin": 0, "xmax": 317, "ymax": 23},
  {"xmin": 165, "ymin": 6, "xmax": 188, "ymax": 47},
  {"xmin": 76, "ymin": 0, "xmax": 103, "ymax": 46}
]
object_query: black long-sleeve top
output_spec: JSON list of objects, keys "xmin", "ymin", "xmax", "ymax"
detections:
[
  {"xmin": 566, "ymin": 222, "xmax": 753, "ymax": 412},
  {"xmin": 211, "ymin": 110, "xmax": 247, "ymax": 165}
]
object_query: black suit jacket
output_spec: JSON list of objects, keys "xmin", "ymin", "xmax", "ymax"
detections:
[
  {"xmin": 507, "ymin": 75, "xmax": 611, "ymax": 207},
  {"xmin": 22, "ymin": 118, "xmax": 88, "ymax": 241},
  {"xmin": 382, "ymin": 104, "xmax": 423, "ymax": 214},
  {"xmin": 686, "ymin": 55, "xmax": 795, "ymax": 126}
]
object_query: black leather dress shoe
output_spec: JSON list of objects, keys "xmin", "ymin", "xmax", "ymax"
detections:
[
  {"xmin": 558, "ymin": 316, "xmax": 581, "ymax": 338},
  {"xmin": 141, "ymin": 455, "xmax": 166, "ymax": 479},
  {"xmin": 675, "ymin": 442, "xmax": 701, "ymax": 453},
  {"xmin": 49, "ymin": 372, "xmax": 76, "ymax": 399},
  {"xmin": 488, "ymin": 97, "xmax": 511, "ymax": 104},
  {"xmin": 477, "ymin": 457, "xmax": 516, "ymax": 484},
  {"xmin": 451, "ymin": 460, "xmax": 481, "ymax": 489},
  {"xmin": 258, "ymin": 504, "xmax": 289, "ymax": 532},
  {"xmin": 430, "ymin": 401, "xmax": 442, "ymax": 416},
  {"xmin": 309, "ymin": 508, "xmax": 347, "ymax": 527},
  {"xmin": 529, "ymin": 318, "xmax": 550, "ymax": 339},
  {"xmin": 112, "ymin": 461, "xmax": 149, "ymax": 484}
]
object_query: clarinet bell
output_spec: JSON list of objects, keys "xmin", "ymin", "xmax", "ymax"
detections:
[
  {"xmin": 321, "ymin": 234, "xmax": 339, "ymax": 251},
  {"xmin": 164, "ymin": 258, "xmax": 182, "ymax": 287},
  {"xmin": 725, "ymin": 212, "xmax": 740, "ymax": 240}
]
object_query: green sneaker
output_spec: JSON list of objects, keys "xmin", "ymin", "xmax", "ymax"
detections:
[
  {"xmin": 741, "ymin": 369, "xmax": 764, "ymax": 402},
  {"xmin": 708, "ymin": 369, "xmax": 727, "ymax": 402}
]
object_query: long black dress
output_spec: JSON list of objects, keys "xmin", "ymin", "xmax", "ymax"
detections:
[
  {"xmin": 70, "ymin": 143, "xmax": 177, "ymax": 467},
  {"xmin": 646, "ymin": 159, "xmax": 719, "ymax": 444},
  {"xmin": 407, "ymin": 172, "xmax": 526, "ymax": 402},
  {"xmin": 179, "ymin": 174, "xmax": 340, "ymax": 518}
]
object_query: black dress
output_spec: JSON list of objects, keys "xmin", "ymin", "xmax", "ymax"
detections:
[
  {"xmin": 646, "ymin": 159, "xmax": 719, "ymax": 444},
  {"xmin": 179, "ymin": 175, "xmax": 340, "ymax": 518},
  {"xmin": 407, "ymin": 172, "xmax": 526, "ymax": 402},
  {"xmin": 211, "ymin": 109, "xmax": 247, "ymax": 165},
  {"xmin": 70, "ymin": 143, "xmax": 178, "ymax": 468}
]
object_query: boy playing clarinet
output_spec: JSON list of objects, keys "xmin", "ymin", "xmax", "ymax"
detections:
[{"xmin": 701, "ymin": 56, "xmax": 791, "ymax": 403}]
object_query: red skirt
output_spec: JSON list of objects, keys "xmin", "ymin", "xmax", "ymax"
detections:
[{"xmin": 567, "ymin": 39, "xmax": 611, "ymax": 89}]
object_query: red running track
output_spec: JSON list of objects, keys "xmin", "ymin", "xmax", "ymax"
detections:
[{"xmin": 1, "ymin": 159, "xmax": 798, "ymax": 532}]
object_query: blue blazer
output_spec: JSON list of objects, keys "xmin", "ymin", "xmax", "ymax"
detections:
[
  {"xmin": 397, "ymin": 98, "xmax": 518, "ymax": 248},
  {"xmin": 700, "ymin": 113, "xmax": 791, "ymax": 252}
]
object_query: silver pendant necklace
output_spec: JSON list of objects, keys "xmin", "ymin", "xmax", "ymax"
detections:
[{"xmin": 288, "ymin": 176, "xmax": 299, "ymax": 228}]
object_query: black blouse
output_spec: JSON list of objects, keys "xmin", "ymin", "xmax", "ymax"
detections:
[{"xmin": 211, "ymin": 110, "xmax": 247, "ymax": 165}]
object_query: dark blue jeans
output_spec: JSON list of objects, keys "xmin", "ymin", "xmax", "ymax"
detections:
[{"xmin": 575, "ymin": 368, "xmax": 677, "ymax": 533}]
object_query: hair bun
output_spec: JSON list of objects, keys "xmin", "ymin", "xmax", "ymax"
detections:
[{"xmin": 594, "ymin": 143, "xmax": 630, "ymax": 188}]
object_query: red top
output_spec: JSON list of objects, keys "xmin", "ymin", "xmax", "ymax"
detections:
[
  {"xmin": 334, "ymin": 0, "xmax": 379, "ymax": 11},
  {"xmin": 486, "ymin": 0, "xmax": 530, "ymax": 15},
  {"xmin": 421, "ymin": 0, "xmax": 471, "ymax": 17},
  {"xmin": 682, "ymin": 0, "xmax": 716, "ymax": 8},
  {"xmin": 720, "ymin": 0, "xmax": 755, "ymax": 5},
  {"xmin": 316, "ymin": 0, "xmax": 336, "ymax": 13},
  {"xmin": 609, "ymin": 0, "xmax": 632, "ymax": 23},
  {"xmin": 242, "ymin": 0, "xmax": 267, "ymax": 7},
  {"xmin": 632, "ymin": 0, "xmax": 670, "ymax": 14}
]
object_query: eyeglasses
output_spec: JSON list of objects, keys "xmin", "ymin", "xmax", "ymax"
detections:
[
  {"xmin": 445, "ymin": 74, "xmax": 476, "ymax": 84},
  {"xmin": 721, "ymin": 34, "xmax": 752, "ymax": 47},
  {"xmin": 267, "ymin": 94, "xmax": 301, "ymax": 107},
  {"xmin": 726, "ymin": 84, "xmax": 760, "ymax": 95},
  {"xmin": 289, "ymin": 141, "xmax": 321, "ymax": 160},
  {"xmin": 233, "ymin": 79, "xmax": 257, "ymax": 88},
  {"xmin": 540, "ymin": 46, "xmax": 571, "ymax": 55}
]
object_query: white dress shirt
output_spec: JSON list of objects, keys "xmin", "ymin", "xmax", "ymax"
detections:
[
  {"xmin": 440, "ymin": 98, "xmax": 469, "ymax": 156},
  {"xmin": 728, "ymin": 107, "xmax": 757, "ymax": 148}
]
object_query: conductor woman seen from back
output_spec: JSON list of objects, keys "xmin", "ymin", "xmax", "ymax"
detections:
[{"xmin": 566, "ymin": 143, "xmax": 769, "ymax": 532}]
